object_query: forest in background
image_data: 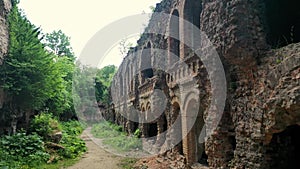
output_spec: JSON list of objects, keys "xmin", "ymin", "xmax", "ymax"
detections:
[{"xmin": 0, "ymin": 1, "xmax": 117, "ymax": 168}]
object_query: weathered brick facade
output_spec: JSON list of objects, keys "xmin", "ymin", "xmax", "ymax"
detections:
[{"xmin": 108, "ymin": 0, "xmax": 300, "ymax": 168}]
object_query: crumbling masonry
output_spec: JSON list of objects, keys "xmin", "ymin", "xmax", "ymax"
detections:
[{"xmin": 108, "ymin": 0, "xmax": 300, "ymax": 168}]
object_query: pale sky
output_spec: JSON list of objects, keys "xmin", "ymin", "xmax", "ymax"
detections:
[{"xmin": 19, "ymin": 0, "xmax": 161, "ymax": 68}]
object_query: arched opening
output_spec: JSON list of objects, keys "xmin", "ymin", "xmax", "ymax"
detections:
[
  {"xmin": 168, "ymin": 9, "xmax": 180, "ymax": 65},
  {"xmin": 185, "ymin": 98, "xmax": 207, "ymax": 165},
  {"xmin": 144, "ymin": 103, "xmax": 158, "ymax": 138},
  {"xmin": 266, "ymin": 125, "xmax": 300, "ymax": 169},
  {"xmin": 140, "ymin": 42, "xmax": 153, "ymax": 84},
  {"xmin": 183, "ymin": 0, "xmax": 202, "ymax": 58},
  {"xmin": 171, "ymin": 102, "xmax": 183, "ymax": 155},
  {"xmin": 265, "ymin": 0, "xmax": 300, "ymax": 48},
  {"xmin": 156, "ymin": 113, "xmax": 168, "ymax": 146},
  {"xmin": 141, "ymin": 105, "xmax": 145, "ymax": 113},
  {"xmin": 148, "ymin": 123, "xmax": 158, "ymax": 137},
  {"xmin": 133, "ymin": 122, "xmax": 139, "ymax": 132},
  {"xmin": 140, "ymin": 105, "xmax": 148, "ymax": 138}
]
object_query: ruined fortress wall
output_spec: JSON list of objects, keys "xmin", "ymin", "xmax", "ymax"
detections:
[
  {"xmin": 0, "ymin": 0, "xmax": 11, "ymax": 109},
  {"xmin": 0, "ymin": 0, "xmax": 11, "ymax": 64},
  {"xmin": 110, "ymin": 0, "xmax": 300, "ymax": 168}
]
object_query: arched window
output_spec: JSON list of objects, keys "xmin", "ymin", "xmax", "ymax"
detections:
[
  {"xmin": 168, "ymin": 9, "xmax": 180, "ymax": 66},
  {"xmin": 140, "ymin": 42, "xmax": 154, "ymax": 84},
  {"xmin": 183, "ymin": 0, "xmax": 202, "ymax": 58}
]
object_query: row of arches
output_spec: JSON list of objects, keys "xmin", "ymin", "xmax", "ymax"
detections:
[
  {"xmin": 168, "ymin": 0, "xmax": 202, "ymax": 66},
  {"xmin": 113, "ymin": 42, "xmax": 154, "ymax": 102},
  {"xmin": 167, "ymin": 0, "xmax": 207, "ymax": 165},
  {"xmin": 114, "ymin": 0, "xmax": 300, "ymax": 102},
  {"xmin": 114, "ymin": 0, "xmax": 204, "ymax": 100},
  {"xmin": 170, "ymin": 96, "xmax": 208, "ymax": 165}
]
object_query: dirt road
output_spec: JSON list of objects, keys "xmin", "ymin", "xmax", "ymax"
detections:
[{"xmin": 68, "ymin": 128, "xmax": 124, "ymax": 169}]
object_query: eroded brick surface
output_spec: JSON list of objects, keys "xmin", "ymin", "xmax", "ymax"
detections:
[{"xmin": 107, "ymin": 0, "xmax": 300, "ymax": 168}]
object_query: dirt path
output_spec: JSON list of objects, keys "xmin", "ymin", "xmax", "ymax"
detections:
[{"xmin": 68, "ymin": 127, "xmax": 124, "ymax": 169}]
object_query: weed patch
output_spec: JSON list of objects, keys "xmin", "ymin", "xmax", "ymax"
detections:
[{"xmin": 91, "ymin": 122, "xmax": 142, "ymax": 152}]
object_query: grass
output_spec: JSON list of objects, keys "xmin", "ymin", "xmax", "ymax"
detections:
[
  {"xmin": 39, "ymin": 158, "xmax": 80, "ymax": 169},
  {"xmin": 91, "ymin": 121, "xmax": 142, "ymax": 152},
  {"xmin": 118, "ymin": 158, "xmax": 138, "ymax": 169}
]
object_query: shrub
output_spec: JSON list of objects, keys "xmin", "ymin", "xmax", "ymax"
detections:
[
  {"xmin": 61, "ymin": 121, "xmax": 84, "ymax": 136},
  {"xmin": 0, "ymin": 132, "xmax": 50, "ymax": 168},
  {"xmin": 0, "ymin": 116, "xmax": 86, "ymax": 168},
  {"xmin": 134, "ymin": 128, "xmax": 141, "ymax": 138},
  {"xmin": 58, "ymin": 120, "xmax": 86, "ymax": 159},
  {"xmin": 30, "ymin": 113, "xmax": 61, "ymax": 140},
  {"xmin": 59, "ymin": 133, "xmax": 86, "ymax": 159}
]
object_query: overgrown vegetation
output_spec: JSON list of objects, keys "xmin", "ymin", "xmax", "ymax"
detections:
[
  {"xmin": 91, "ymin": 122, "xmax": 142, "ymax": 152},
  {"xmin": 0, "ymin": 132, "xmax": 50, "ymax": 168},
  {"xmin": 59, "ymin": 121, "xmax": 87, "ymax": 159},
  {"xmin": 0, "ymin": 0, "xmax": 120, "ymax": 168},
  {"xmin": 0, "ymin": 1, "xmax": 87, "ymax": 168},
  {"xmin": 0, "ymin": 0, "xmax": 77, "ymax": 124},
  {"xmin": 72, "ymin": 64, "xmax": 117, "ymax": 123},
  {"xmin": 30, "ymin": 113, "xmax": 61, "ymax": 140},
  {"xmin": 0, "ymin": 113, "xmax": 86, "ymax": 168},
  {"xmin": 95, "ymin": 65, "xmax": 117, "ymax": 104},
  {"xmin": 118, "ymin": 158, "xmax": 138, "ymax": 169}
]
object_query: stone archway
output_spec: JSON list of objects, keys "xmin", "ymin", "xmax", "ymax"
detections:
[
  {"xmin": 156, "ymin": 113, "xmax": 168, "ymax": 146},
  {"xmin": 182, "ymin": 97, "xmax": 206, "ymax": 165}
]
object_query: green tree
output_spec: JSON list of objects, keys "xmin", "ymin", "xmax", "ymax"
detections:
[
  {"xmin": 96, "ymin": 65, "xmax": 117, "ymax": 87},
  {"xmin": 72, "ymin": 63, "xmax": 98, "ymax": 120},
  {"xmin": 1, "ymin": 3, "xmax": 52, "ymax": 109},
  {"xmin": 44, "ymin": 56, "xmax": 75, "ymax": 117},
  {"xmin": 44, "ymin": 30, "xmax": 75, "ymax": 59},
  {"xmin": 95, "ymin": 65, "xmax": 117, "ymax": 104},
  {"xmin": 0, "ymin": 1, "xmax": 74, "ymax": 121}
]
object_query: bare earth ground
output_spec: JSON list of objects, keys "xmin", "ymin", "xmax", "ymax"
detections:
[
  {"xmin": 67, "ymin": 128, "xmax": 124, "ymax": 169},
  {"xmin": 68, "ymin": 128, "xmax": 209, "ymax": 169}
]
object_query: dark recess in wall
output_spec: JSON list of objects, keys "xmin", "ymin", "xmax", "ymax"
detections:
[{"xmin": 265, "ymin": 0, "xmax": 300, "ymax": 48}]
